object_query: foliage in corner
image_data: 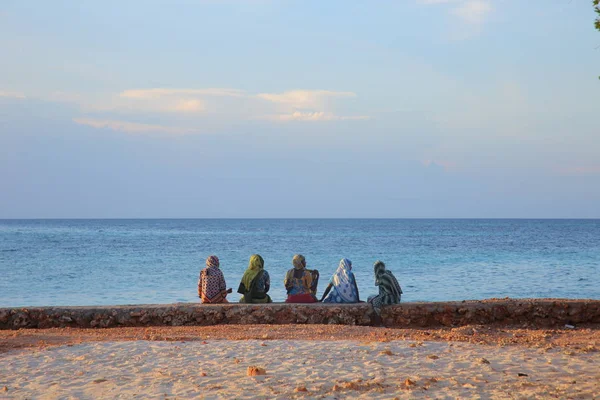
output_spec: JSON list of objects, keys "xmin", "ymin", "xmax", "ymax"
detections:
[
  {"xmin": 596, "ymin": 1, "xmax": 599, "ymax": 79},
  {"xmin": 596, "ymin": 0, "xmax": 600, "ymax": 30}
]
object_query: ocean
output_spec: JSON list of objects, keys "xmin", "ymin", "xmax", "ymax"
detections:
[{"xmin": 0, "ymin": 219, "xmax": 599, "ymax": 307}]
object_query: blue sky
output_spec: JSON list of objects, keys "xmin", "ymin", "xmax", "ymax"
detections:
[{"xmin": 1, "ymin": 0, "xmax": 599, "ymax": 218}]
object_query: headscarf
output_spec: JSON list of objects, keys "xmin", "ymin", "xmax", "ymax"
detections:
[
  {"xmin": 331, "ymin": 258, "xmax": 358, "ymax": 302},
  {"xmin": 241, "ymin": 254, "xmax": 264, "ymax": 291},
  {"xmin": 206, "ymin": 255, "xmax": 220, "ymax": 268},
  {"xmin": 292, "ymin": 254, "xmax": 306, "ymax": 270},
  {"xmin": 373, "ymin": 260, "xmax": 402, "ymax": 301},
  {"xmin": 285, "ymin": 254, "xmax": 312, "ymax": 294}
]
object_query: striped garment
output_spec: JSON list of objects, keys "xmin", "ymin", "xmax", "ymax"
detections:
[{"xmin": 368, "ymin": 260, "xmax": 402, "ymax": 313}]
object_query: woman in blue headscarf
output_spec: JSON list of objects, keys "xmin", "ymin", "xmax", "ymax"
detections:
[{"xmin": 320, "ymin": 258, "xmax": 360, "ymax": 303}]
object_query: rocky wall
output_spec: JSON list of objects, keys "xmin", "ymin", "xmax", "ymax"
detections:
[{"xmin": 0, "ymin": 299, "xmax": 599, "ymax": 330}]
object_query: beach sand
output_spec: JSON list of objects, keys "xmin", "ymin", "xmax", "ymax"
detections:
[{"xmin": 1, "ymin": 325, "xmax": 598, "ymax": 399}]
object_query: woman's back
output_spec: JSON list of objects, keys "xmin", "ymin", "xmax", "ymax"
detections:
[
  {"xmin": 285, "ymin": 268, "xmax": 312, "ymax": 295},
  {"xmin": 198, "ymin": 255, "xmax": 228, "ymax": 303}
]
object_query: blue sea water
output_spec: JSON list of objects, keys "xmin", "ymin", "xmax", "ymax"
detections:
[{"xmin": 0, "ymin": 219, "xmax": 599, "ymax": 307}]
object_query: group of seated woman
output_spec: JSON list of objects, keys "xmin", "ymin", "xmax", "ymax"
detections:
[{"xmin": 197, "ymin": 254, "xmax": 402, "ymax": 313}]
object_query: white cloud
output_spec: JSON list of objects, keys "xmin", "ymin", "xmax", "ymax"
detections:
[
  {"xmin": 73, "ymin": 118, "xmax": 195, "ymax": 135},
  {"xmin": 81, "ymin": 88, "xmax": 246, "ymax": 114},
  {"xmin": 167, "ymin": 99, "xmax": 206, "ymax": 113},
  {"xmin": 260, "ymin": 111, "xmax": 370, "ymax": 122},
  {"xmin": 451, "ymin": 0, "xmax": 492, "ymax": 25},
  {"xmin": 84, "ymin": 95, "xmax": 207, "ymax": 114},
  {"xmin": 256, "ymin": 90, "xmax": 357, "ymax": 109},
  {"xmin": 419, "ymin": 0, "xmax": 492, "ymax": 25},
  {"xmin": 0, "ymin": 91, "xmax": 26, "ymax": 99},
  {"xmin": 119, "ymin": 88, "xmax": 245, "ymax": 99},
  {"xmin": 22, "ymin": 86, "xmax": 369, "ymax": 131}
]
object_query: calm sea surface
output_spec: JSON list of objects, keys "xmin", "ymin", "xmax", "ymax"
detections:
[{"xmin": 0, "ymin": 219, "xmax": 599, "ymax": 307}]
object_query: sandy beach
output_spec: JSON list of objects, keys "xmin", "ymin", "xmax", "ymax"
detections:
[{"xmin": 1, "ymin": 325, "xmax": 598, "ymax": 399}]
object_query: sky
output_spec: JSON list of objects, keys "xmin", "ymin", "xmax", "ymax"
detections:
[{"xmin": 1, "ymin": 0, "xmax": 599, "ymax": 218}]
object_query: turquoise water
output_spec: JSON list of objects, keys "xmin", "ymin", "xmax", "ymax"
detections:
[{"xmin": 0, "ymin": 219, "xmax": 599, "ymax": 307}]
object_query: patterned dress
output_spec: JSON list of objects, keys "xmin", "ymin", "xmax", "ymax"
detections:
[
  {"xmin": 323, "ymin": 273, "xmax": 358, "ymax": 303},
  {"xmin": 254, "ymin": 270, "xmax": 270, "ymax": 294},
  {"xmin": 322, "ymin": 258, "xmax": 359, "ymax": 303},
  {"xmin": 198, "ymin": 266, "xmax": 227, "ymax": 303},
  {"xmin": 285, "ymin": 269, "xmax": 313, "ymax": 295}
]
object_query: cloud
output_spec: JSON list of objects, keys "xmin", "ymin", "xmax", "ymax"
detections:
[
  {"xmin": 419, "ymin": 0, "xmax": 492, "ymax": 25},
  {"xmin": 0, "ymin": 91, "xmax": 26, "ymax": 99},
  {"xmin": 21, "ymin": 86, "xmax": 369, "ymax": 132},
  {"xmin": 119, "ymin": 88, "xmax": 245, "ymax": 99},
  {"xmin": 260, "ymin": 111, "xmax": 370, "ymax": 122},
  {"xmin": 73, "ymin": 118, "xmax": 195, "ymax": 135},
  {"xmin": 77, "ymin": 88, "xmax": 246, "ymax": 114},
  {"xmin": 167, "ymin": 99, "xmax": 205, "ymax": 113},
  {"xmin": 256, "ymin": 90, "xmax": 357, "ymax": 109},
  {"xmin": 85, "ymin": 95, "xmax": 207, "ymax": 114},
  {"xmin": 451, "ymin": 0, "xmax": 492, "ymax": 25}
]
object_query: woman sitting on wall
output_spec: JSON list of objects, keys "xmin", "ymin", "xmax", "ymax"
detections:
[
  {"xmin": 320, "ymin": 258, "xmax": 360, "ymax": 303},
  {"xmin": 238, "ymin": 254, "xmax": 272, "ymax": 303},
  {"xmin": 198, "ymin": 255, "xmax": 231, "ymax": 303},
  {"xmin": 367, "ymin": 260, "xmax": 402, "ymax": 315},
  {"xmin": 284, "ymin": 254, "xmax": 319, "ymax": 303}
]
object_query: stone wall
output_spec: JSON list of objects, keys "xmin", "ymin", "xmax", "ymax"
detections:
[{"xmin": 1, "ymin": 299, "xmax": 599, "ymax": 330}]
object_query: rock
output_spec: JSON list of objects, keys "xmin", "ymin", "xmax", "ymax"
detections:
[
  {"xmin": 93, "ymin": 379, "xmax": 108, "ymax": 384},
  {"xmin": 427, "ymin": 354, "xmax": 439, "ymax": 360},
  {"xmin": 478, "ymin": 357, "xmax": 490, "ymax": 364},
  {"xmin": 403, "ymin": 378, "xmax": 415, "ymax": 387},
  {"xmin": 294, "ymin": 386, "xmax": 308, "ymax": 392},
  {"xmin": 517, "ymin": 373, "xmax": 528, "ymax": 377},
  {"xmin": 379, "ymin": 349, "xmax": 394, "ymax": 356},
  {"xmin": 1, "ymin": 299, "xmax": 600, "ymax": 330},
  {"xmin": 247, "ymin": 366, "xmax": 266, "ymax": 376},
  {"xmin": 200, "ymin": 372, "xmax": 207, "ymax": 377},
  {"xmin": 2, "ymin": 386, "xmax": 8, "ymax": 392}
]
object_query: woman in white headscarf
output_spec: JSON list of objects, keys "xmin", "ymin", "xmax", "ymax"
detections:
[{"xmin": 320, "ymin": 258, "xmax": 360, "ymax": 303}]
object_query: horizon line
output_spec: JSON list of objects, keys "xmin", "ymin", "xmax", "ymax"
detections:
[{"xmin": 1, "ymin": 217, "xmax": 599, "ymax": 221}]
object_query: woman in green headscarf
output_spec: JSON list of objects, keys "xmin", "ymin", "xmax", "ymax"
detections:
[{"xmin": 238, "ymin": 254, "xmax": 272, "ymax": 303}]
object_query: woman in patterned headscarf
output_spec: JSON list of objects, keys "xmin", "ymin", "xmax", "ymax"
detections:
[
  {"xmin": 238, "ymin": 254, "xmax": 272, "ymax": 303},
  {"xmin": 320, "ymin": 258, "xmax": 360, "ymax": 303},
  {"xmin": 367, "ymin": 260, "xmax": 402, "ymax": 314},
  {"xmin": 198, "ymin": 255, "xmax": 231, "ymax": 303},
  {"xmin": 284, "ymin": 254, "xmax": 319, "ymax": 303}
]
